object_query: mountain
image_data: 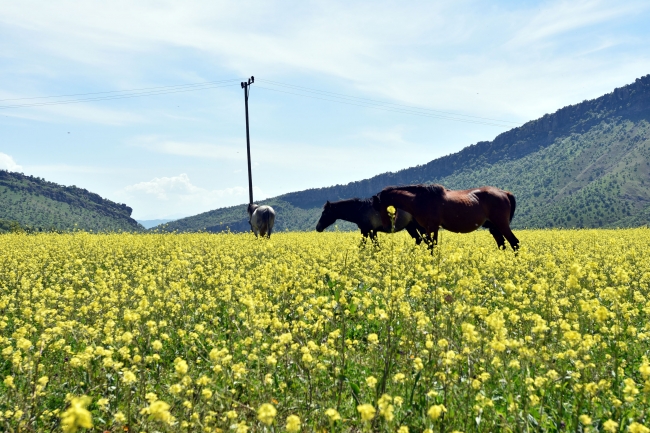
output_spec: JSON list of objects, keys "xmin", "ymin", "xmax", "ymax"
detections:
[
  {"xmin": 158, "ymin": 74, "xmax": 650, "ymax": 232},
  {"xmin": 0, "ymin": 170, "xmax": 143, "ymax": 232},
  {"xmin": 137, "ymin": 219, "xmax": 174, "ymax": 229}
]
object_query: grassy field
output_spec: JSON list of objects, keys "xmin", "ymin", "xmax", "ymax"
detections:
[{"xmin": 1, "ymin": 229, "xmax": 649, "ymax": 432}]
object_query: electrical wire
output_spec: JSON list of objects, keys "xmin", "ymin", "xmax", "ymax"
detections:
[
  {"xmin": 1, "ymin": 77, "xmax": 520, "ymax": 128},
  {"xmin": 0, "ymin": 79, "xmax": 241, "ymax": 102},
  {"xmin": 255, "ymin": 85, "xmax": 514, "ymax": 127},
  {"xmin": 257, "ymin": 78, "xmax": 520, "ymax": 126},
  {"xmin": 0, "ymin": 80, "xmax": 240, "ymax": 109}
]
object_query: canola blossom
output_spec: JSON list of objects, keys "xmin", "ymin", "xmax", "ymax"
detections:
[{"xmin": 0, "ymin": 229, "xmax": 649, "ymax": 432}]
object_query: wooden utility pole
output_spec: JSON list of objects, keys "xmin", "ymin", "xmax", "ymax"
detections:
[{"xmin": 241, "ymin": 76, "xmax": 254, "ymax": 204}]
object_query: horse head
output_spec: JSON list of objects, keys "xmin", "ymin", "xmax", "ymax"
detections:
[
  {"xmin": 316, "ymin": 200, "xmax": 335, "ymax": 232},
  {"xmin": 371, "ymin": 194, "xmax": 381, "ymax": 211},
  {"xmin": 371, "ymin": 193, "xmax": 393, "ymax": 228}
]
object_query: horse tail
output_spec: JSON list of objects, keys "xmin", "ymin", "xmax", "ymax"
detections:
[
  {"xmin": 263, "ymin": 208, "xmax": 271, "ymax": 229},
  {"xmin": 507, "ymin": 192, "xmax": 516, "ymax": 222},
  {"xmin": 262, "ymin": 206, "xmax": 276, "ymax": 236}
]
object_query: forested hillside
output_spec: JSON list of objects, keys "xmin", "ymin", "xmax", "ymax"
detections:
[
  {"xmin": 0, "ymin": 171, "xmax": 143, "ymax": 232},
  {"xmin": 159, "ymin": 74, "xmax": 650, "ymax": 232}
]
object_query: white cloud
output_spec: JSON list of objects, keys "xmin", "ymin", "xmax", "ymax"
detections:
[
  {"xmin": 121, "ymin": 173, "xmax": 265, "ymax": 219},
  {"xmin": 125, "ymin": 173, "xmax": 202, "ymax": 200},
  {"xmin": 0, "ymin": 153, "xmax": 22, "ymax": 171}
]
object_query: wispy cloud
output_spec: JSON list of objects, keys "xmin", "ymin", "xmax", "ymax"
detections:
[{"xmin": 507, "ymin": 0, "xmax": 646, "ymax": 48}]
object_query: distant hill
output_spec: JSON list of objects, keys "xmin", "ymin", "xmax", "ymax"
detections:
[
  {"xmin": 158, "ymin": 74, "xmax": 650, "ymax": 232},
  {"xmin": 137, "ymin": 219, "xmax": 174, "ymax": 229},
  {"xmin": 0, "ymin": 171, "xmax": 143, "ymax": 232}
]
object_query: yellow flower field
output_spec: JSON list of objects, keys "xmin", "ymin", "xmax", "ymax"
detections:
[{"xmin": 1, "ymin": 229, "xmax": 649, "ymax": 432}]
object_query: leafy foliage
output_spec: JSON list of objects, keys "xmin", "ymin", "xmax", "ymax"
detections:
[{"xmin": 0, "ymin": 171, "xmax": 143, "ymax": 232}]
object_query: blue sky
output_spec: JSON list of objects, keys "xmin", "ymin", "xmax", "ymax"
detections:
[{"xmin": 1, "ymin": 0, "xmax": 650, "ymax": 220}]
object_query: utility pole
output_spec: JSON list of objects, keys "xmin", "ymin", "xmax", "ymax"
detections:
[{"xmin": 241, "ymin": 76, "xmax": 254, "ymax": 205}]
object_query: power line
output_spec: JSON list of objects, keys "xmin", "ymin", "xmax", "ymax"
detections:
[
  {"xmin": 0, "ymin": 76, "xmax": 521, "ymax": 128},
  {"xmin": 0, "ymin": 81, "xmax": 240, "ymax": 110},
  {"xmin": 0, "ymin": 79, "xmax": 240, "ymax": 102},
  {"xmin": 257, "ymin": 78, "xmax": 520, "ymax": 126},
  {"xmin": 255, "ymin": 85, "xmax": 514, "ymax": 128}
]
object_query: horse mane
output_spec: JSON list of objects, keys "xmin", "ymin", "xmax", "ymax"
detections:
[
  {"xmin": 325, "ymin": 197, "xmax": 373, "ymax": 210},
  {"xmin": 381, "ymin": 184, "xmax": 445, "ymax": 198}
]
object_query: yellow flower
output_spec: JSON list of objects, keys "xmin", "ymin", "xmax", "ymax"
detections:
[
  {"xmin": 398, "ymin": 427, "xmax": 409, "ymax": 433},
  {"xmin": 60, "ymin": 396, "xmax": 93, "ymax": 433},
  {"xmin": 367, "ymin": 333, "xmax": 379, "ymax": 345},
  {"xmin": 629, "ymin": 422, "xmax": 650, "ymax": 433},
  {"xmin": 378, "ymin": 394, "xmax": 394, "ymax": 421},
  {"xmin": 639, "ymin": 362, "xmax": 650, "ymax": 379},
  {"xmin": 257, "ymin": 403, "xmax": 277, "ymax": 425},
  {"xmin": 121, "ymin": 370, "xmax": 137, "ymax": 385},
  {"xmin": 324, "ymin": 408, "xmax": 341, "ymax": 422},
  {"xmin": 3, "ymin": 376, "xmax": 15, "ymax": 389},
  {"xmin": 603, "ymin": 420, "xmax": 619, "ymax": 432},
  {"xmin": 387, "ymin": 206, "xmax": 396, "ymax": 215},
  {"xmin": 357, "ymin": 404, "xmax": 376, "ymax": 421},
  {"xmin": 174, "ymin": 358, "xmax": 188, "ymax": 375},
  {"xmin": 366, "ymin": 376, "xmax": 378, "ymax": 388},
  {"xmin": 579, "ymin": 414, "xmax": 592, "ymax": 425},
  {"xmin": 17, "ymin": 338, "xmax": 32, "ymax": 351},
  {"xmin": 141, "ymin": 400, "xmax": 173, "ymax": 424},
  {"xmin": 151, "ymin": 340, "xmax": 163, "ymax": 351},
  {"xmin": 285, "ymin": 415, "xmax": 301, "ymax": 432},
  {"xmin": 427, "ymin": 404, "xmax": 446, "ymax": 421}
]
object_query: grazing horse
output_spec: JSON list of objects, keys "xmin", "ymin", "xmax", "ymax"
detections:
[
  {"xmin": 247, "ymin": 203, "xmax": 276, "ymax": 238},
  {"xmin": 315, "ymin": 198, "xmax": 427, "ymax": 245},
  {"xmin": 372, "ymin": 184, "xmax": 519, "ymax": 251}
]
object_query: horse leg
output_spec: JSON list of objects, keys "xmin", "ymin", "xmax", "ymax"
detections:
[
  {"xmin": 488, "ymin": 226, "xmax": 506, "ymax": 250},
  {"xmin": 370, "ymin": 230, "xmax": 380, "ymax": 247},
  {"xmin": 405, "ymin": 223, "xmax": 422, "ymax": 245},
  {"xmin": 502, "ymin": 226, "xmax": 519, "ymax": 251},
  {"xmin": 425, "ymin": 226, "xmax": 439, "ymax": 253},
  {"xmin": 492, "ymin": 221, "xmax": 519, "ymax": 251},
  {"xmin": 359, "ymin": 230, "xmax": 370, "ymax": 247}
]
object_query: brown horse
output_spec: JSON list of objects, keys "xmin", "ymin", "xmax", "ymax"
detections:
[
  {"xmin": 315, "ymin": 198, "xmax": 427, "ymax": 245},
  {"xmin": 372, "ymin": 184, "xmax": 519, "ymax": 251}
]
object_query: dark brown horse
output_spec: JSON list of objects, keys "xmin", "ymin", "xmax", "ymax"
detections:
[
  {"xmin": 316, "ymin": 198, "xmax": 428, "ymax": 245},
  {"xmin": 372, "ymin": 184, "xmax": 519, "ymax": 251}
]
